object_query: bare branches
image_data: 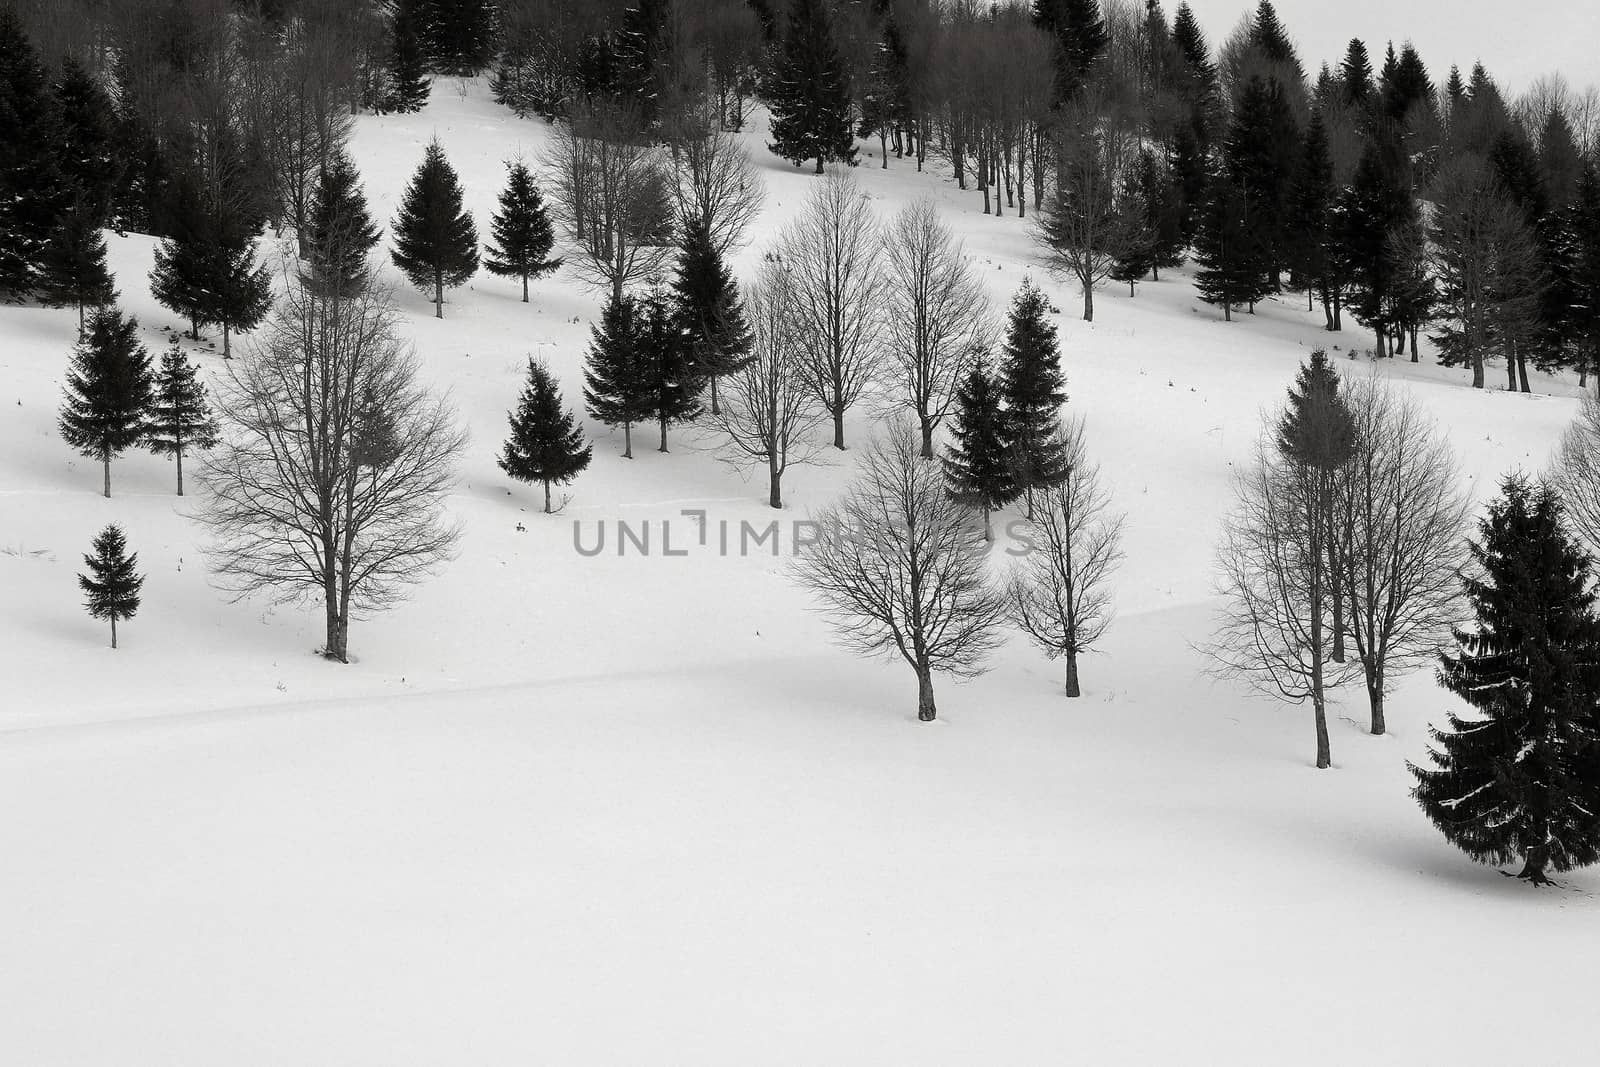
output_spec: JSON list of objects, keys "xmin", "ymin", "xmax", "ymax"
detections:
[
  {"xmin": 674, "ymin": 115, "xmax": 765, "ymax": 258},
  {"xmin": 792, "ymin": 420, "xmax": 1007, "ymax": 721},
  {"xmin": 881, "ymin": 197, "xmax": 994, "ymax": 458},
  {"xmin": 1008, "ymin": 417, "xmax": 1126, "ymax": 696},
  {"xmin": 1551, "ymin": 393, "xmax": 1600, "ymax": 560},
  {"xmin": 196, "ymin": 271, "xmax": 465, "ymax": 662}
]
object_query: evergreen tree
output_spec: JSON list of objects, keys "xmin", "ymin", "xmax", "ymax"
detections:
[
  {"xmin": 1170, "ymin": 2, "xmax": 1217, "ymax": 142},
  {"xmin": 150, "ymin": 170, "xmax": 268, "ymax": 353},
  {"xmin": 1339, "ymin": 39, "xmax": 1374, "ymax": 111},
  {"xmin": 1340, "ymin": 140, "xmax": 1416, "ymax": 355},
  {"xmin": 146, "ymin": 341, "xmax": 219, "ymax": 496},
  {"xmin": 147, "ymin": 174, "xmax": 209, "ymax": 339},
  {"xmin": 998, "ymin": 278, "xmax": 1070, "ymax": 508},
  {"xmin": 52, "ymin": 56, "xmax": 122, "ymax": 225},
  {"xmin": 1167, "ymin": 123, "xmax": 1208, "ymax": 243},
  {"xmin": 499, "ymin": 358, "xmax": 593, "ymax": 513},
  {"xmin": 764, "ymin": 0, "xmax": 856, "ymax": 173},
  {"xmin": 0, "ymin": 7, "xmax": 68, "ymax": 297},
  {"xmin": 386, "ymin": 0, "xmax": 432, "ymax": 113},
  {"xmin": 1033, "ymin": 0, "xmax": 1109, "ymax": 105},
  {"xmin": 1275, "ymin": 348, "xmax": 1354, "ymax": 471},
  {"xmin": 1411, "ymin": 477, "xmax": 1600, "ymax": 886},
  {"xmin": 670, "ymin": 217, "xmax": 752, "ymax": 416},
  {"xmin": 1225, "ymin": 74, "xmax": 1300, "ymax": 287},
  {"xmin": 425, "ymin": 0, "xmax": 497, "ymax": 76},
  {"xmin": 1286, "ymin": 109, "xmax": 1337, "ymax": 327},
  {"xmin": 942, "ymin": 359, "xmax": 1016, "ymax": 540},
  {"xmin": 614, "ymin": 0, "xmax": 673, "ymax": 128},
  {"xmin": 79, "ymin": 524, "xmax": 143, "ymax": 649},
  {"xmin": 583, "ymin": 291, "xmax": 654, "ymax": 459},
  {"xmin": 641, "ymin": 293, "xmax": 702, "ymax": 452},
  {"xmin": 305, "ymin": 147, "xmax": 382, "ymax": 296},
  {"xmin": 484, "ymin": 160, "xmax": 561, "ymax": 303},
  {"xmin": 391, "ymin": 139, "xmax": 479, "ymax": 318},
  {"xmin": 37, "ymin": 193, "xmax": 117, "ymax": 330},
  {"xmin": 1194, "ymin": 170, "xmax": 1272, "ymax": 320},
  {"xmin": 1571, "ymin": 164, "xmax": 1600, "ymax": 382},
  {"xmin": 1113, "ymin": 150, "xmax": 1183, "ymax": 290},
  {"xmin": 58, "ymin": 307, "xmax": 153, "ymax": 498},
  {"xmin": 211, "ymin": 227, "xmax": 273, "ymax": 360}
]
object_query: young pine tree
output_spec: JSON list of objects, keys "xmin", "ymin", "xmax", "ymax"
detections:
[
  {"xmin": 58, "ymin": 307, "xmax": 153, "ymax": 498},
  {"xmin": 484, "ymin": 160, "xmax": 561, "ymax": 303},
  {"xmin": 79, "ymin": 524, "xmax": 143, "ymax": 649},
  {"xmin": 1411, "ymin": 477, "xmax": 1600, "ymax": 886},
  {"xmin": 764, "ymin": 0, "xmax": 857, "ymax": 173},
  {"xmin": 500, "ymin": 359, "xmax": 593, "ymax": 513},
  {"xmin": 1194, "ymin": 170, "xmax": 1272, "ymax": 320},
  {"xmin": 391, "ymin": 139, "xmax": 479, "ymax": 318},
  {"xmin": 583, "ymin": 292, "xmax": 654, "ymax": 459},
  {"xmin": 37, "ymin": 193, "xmax": 117, "ymax": 331},
  {"xmin": 997, "ymin": 278, "xmax": 1070, "ymax": 513},
  {"xmin": 305, "ymin": 148, "xmax": 382, "ymax": 296},
  {"xmin": 386, "ymin": 0, "xmax": 432, "ymax": 113},
  {"xmin": 642, "ymin": 293, "xmax": 703, "ymax": 452},
  {"xmin": 146, "ymin": 341, "xmax": 219, "ymax": 496},
  {"xmin": 211, "ymin": 227, "xmax": 273, "ymax": 360},
  {"xmin": 943, "ymin": 359, "xmax": 1017, "ymax": 541},
  {"xmin": 670, "ymin": 217, "xmax": 752, "ymax": 416}
]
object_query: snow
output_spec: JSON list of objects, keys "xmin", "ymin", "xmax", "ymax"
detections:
[{"xmin": 2, "ymin": 79, "xmax": 1597, "ymax": 1064}]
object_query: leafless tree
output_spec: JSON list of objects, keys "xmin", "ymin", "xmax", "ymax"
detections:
[
  {"xmin": 545, "ymin": 99, "xmax": 677, "ymax": 304},
  {"xmin": 197, "ymin": 273, "xmax": 465, "ymax": 663},
  {"xmin": 792, "ymin": 419, "xmax": 1008, "ymax": 721},
  {"xmin": 1550, "ymin": 394, "xmax": 1600, "ymax": 563},
  {"xmin": 782, "ymin": 170, "xmax": 885, "ymax": 451},
  {"xmin": 1008, "ymin": 418, "xmax": 1126, "ymax": 697},
  {"xmin": 1206, "ymin": 435, "xmax": 1361, "ymax": 769},
  {"xmin": 674, "ymin": 115, "xmax": 766, "ymax": 257},
  {"xmin": 1336, "ymin": 375, "xmax": 1469, "ymax": 735},
  {"xmin": 881, "ymin": 197, "xmax": 994, "ymax": 458},
  {"xmin": 710, "ymin": 260, "xmax": 825, "ymax": 508}
]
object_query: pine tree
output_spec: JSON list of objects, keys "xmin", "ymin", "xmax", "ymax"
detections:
[
  {"xmin": 583, "ymin": 291, "xmax": 653, "ymax": 459},
  {"xmin": 149, "ymin": 170, "xmax": 268, "ymax": 351},
  {"xmin": 641, "ymin": 293, "xmax": 702, "ymax": 452},
  {"xmin": 52, "ymin": 56, "xmax": 122, "ymax": 225},
  {"xmin": 1411, "ymin": 477, "xmax": 1600, "ymax": 886},
  {"xmin": 147, "ymin": 175, "xmax": 209, "ymax": 339},
  {"xmin": 1286, "ymin": 109, "xmax": 1336, "ymax": 326},
  {"xmin": 1112, "ymin": 150, "xmax": 1182, "ymax": 291},
  {"xmin": 764, "ymin": 0, "xmax": 856, "ymax": 173},
  {"xmin": 614, "ymin": 0, "xmax": 673, "ymax": 128},
  {"xmin": 1194, "ymin": 170, "xmax": 1272, "ymax": 320},
  {"xmin": 146, "ymin": 341, "xmax": 218, "ymax": 496},
  {"xmin": 670, "ymin": 217, "xmax": 752, "ymax": 416},
  {"xmin": 37, "ymin": 192, "xmax": 117, "ymax": 330},
  {"xmin": 391, "ymin": 139, "xmax": 479, "ymax": 318},
  {"xmin": 0, "ymin": 7, "xmax": 68, "ymax": 297},
  {"xmin": 499, "ymin": 359, "xmax": 593, "ymax": 513},
  {"xmin": 1033, "ymin": 0, "xmax": 1110, "ymax": 105},
  {"xmin": 211, "ymin": 227, "xmax": 273, "ymax": 360},
  {"xmin": 58, "ymin": 306, "xmax": 153, "ymax": 498},
  {"xmin": 1275, "ymin": 349, "xmax": 1354, "ymax": 471},
  {"xmin": 998, "ymin": 278, "xmax": 1070, "ymax": 509},
  {"xmin": 484, "ymin": 160, "xmax": 561, "ymax": 303},
  {"xmin": 79, "ymin": 524, "xmax": 143, "ymax": 649},
  {"xmin": 425, "ymin": 0, "xmax": 497, "ymax": 77},
  {"xmin": 942, "ymin": 359, "xmax": 1016, "ymax": 540},
  {"xmin": 1340, "ymin": 139, "xmax": 1416, "ymax": 356},
  {"xmin": 1225, "ymin": 74, "xmax": 1300, "ymax": 287},
  {"xmin": 305, "ymin": 147, "xmax": 382, "ymax": 296},
  {"xmin": 386, "ymin": 0, "xmax": 432, "ymax": 113}
]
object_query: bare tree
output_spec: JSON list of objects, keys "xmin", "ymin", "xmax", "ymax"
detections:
[
  {"xmin": 1337, "ymin": 375, "xmax": 1469, "ymax": 735},
  {"xmin": 1008, "ymin": 417, "xmax": 1126, "ymax": 697},
  {"xmin": 881, "ymin": 197, "xmax": 994, "ymax": 458},
  {"xmin": 782, "ymin": 170, "xmax": 885, "ymax": 451},
  {"xmin": 197, "ymin": 273, "xmax": 465, "ymax": 663},
  {"xmin": 674, "ymin": 115, "xmax": 766, "ymax": 257},
  {"xmin": 1550, "ymin": 393, "xmax": 1600, "ymax": 562},
  {"xmin": 545, "ymin": 99, "xmax": 677, "ymax": 304},
  {"xmin": 710, "ymin": 260, "xmax": 825, "ymax": 508},
  {"xmin": 792, "ymin": 419, "xmax": 1008, "ymax": 721}
]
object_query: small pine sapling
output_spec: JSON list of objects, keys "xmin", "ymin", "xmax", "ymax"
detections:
[
  {"xmin": 499, "ymin": 359, "xmax": 592, "ymax": 512},
  {"xmin": 79, "ymin": 524, "xmax": 143, "ymax": 648},
  {"xmin": 147, "ymin": 341, "xmax": 219, "ymax": 496}
]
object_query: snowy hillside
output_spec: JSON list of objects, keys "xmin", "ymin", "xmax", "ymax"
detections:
[{"xmin": 2, "ymin": 81, "xmax": 1596, "ymax": 1064}]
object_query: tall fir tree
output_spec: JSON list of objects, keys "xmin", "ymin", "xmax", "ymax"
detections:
[
  {"xmin": 1286, "ymin": 109, "xmax": 1337, "ymax": 327},
  {"xmin": 998, "ymin": 278, "xmax": 1070, "ymax": 510},
  {"xmin": 391, "ymin": 138, "xmax": 479, "ymax": 318},
  {"xmin": 583, "ymin": 291, "xmax": 654, "ymax": 459},
  {"xmin": 37, "ymin": 192, "xmax": 117, "ymax": 330},
  {"xmin": 211, "ymin": 227, "xmax": 273, "ymax": 360},
  {"xmin": 149, "ymin": 169, "xmax": 269, "ymax": 355},
  {"xmin": 1225, "ymin": 75, "xmax": 1301, "ymax": 288},
  {"xmin": 641, "ymin": 293, "xmax": 702, "ymax": 452},
  {"xmin": 1033, "ymin": 0, "xmax": 1110, "ymax": 105},
  {"xmin": 484, "ymin": 160, "xmax": 561, "ymax": 303},
  {"xmin": 943, "ymin": 359, "xmax": 1017, "ymax": 541},
  {"xmin": 499, "ymin": 359, "xmax": 593, "ymax": 513},
  {"xmin": 1194, "ymin": 169, "xmax": 1272, "ymax": 320},
  {"xmin": 305, "ymin": 147, "xmax": 382, "ymax": 296},
  {"xmin": 0, "ymin": 7, "xmax": 68, "ymax": 297},
  {"xmin": 52, "ymin": 56, "xmax": 122, "ymax": 226},
  {"xmin": 58, "ymin": 306, "xmax": 153, "ymax": 498},
  {"xmin": 1340, "ymin": 139, "xmax": 1417, "ymax": 356},
  {"xmin": 148, "ymin": 173, "xmax": 211, "ymax": 339},
  {"xmin": 425, "ymin": 0, "xmax": 497, "ymax": 76},
  {"xmin": 386, "ymin": 0, "xmax": 433, "ymax": 113},
  {"xmin": 79, "ymin": 524, "xmax": 143, "ymax": 649},
  {"xmin": 670, "ymin": 217, "xmax": 752, "ymax": 416},
  {"xmin": 146, "ymin": 341, "xmax": 219, "ymax": 496},
  {"xmin": 1410, "ymin": 477, "xmax": 1600, "ymax": 886},
  {"xmin": 764, "ymin": 0, "xmax": 856, "ymax": 173}
]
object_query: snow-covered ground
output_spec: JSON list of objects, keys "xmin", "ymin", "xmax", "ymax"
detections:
[{"xmin": 2, "ymin": 80, "xmax": 1595, "ymax": 1064}]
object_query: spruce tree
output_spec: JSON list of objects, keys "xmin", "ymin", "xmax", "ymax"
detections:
[
  {"xmin": 79, "ymin": 524, "xmax": 143, "ymax": 649},
  {"xmin": 391, "ymin": 138, "xmax": 479, "ymax": 318},
  {"xmin": 583, "ymin": 292, "xmax": 653, "ymax": 459},
  {"xmin": 53, "ymin": 56, "xmax": 122, "ymax": 225},
  {"xmin": 1194, "ymin": 170, "xmax": 1272, "ymax": 320},
  {"xmin": 484, "ymin": 160, "xmax": 561, "ymax": 303},
  {"xmin": 146, "ymin": 341, "xmax": 218, "ymax": 496},
  {"xmin": 1340, "ymin": 140, "xmax": 1416, "ymax": 356},
  {"xmin": 37, "ymin": 193, "xmax": 117, "ymax": 330},
  {"xmin": 425, "ymin": 0, "xmax": 497, "ymax": 77},
  {"xmin": 943, "ymin": 359, "xmax": 1016, "ymax": 540},
  {"xmin": 764, "ymin": 0, "xmax": 856, "ymax": 173},
  {"xmin": 149, "ymin": 173, "xmax": 213, "ymax": 341},
  {"xmin": 670, "ymin": 217, "xmax": 752, "ymax": 416},
  {"xmin": 998, "ymin": 279, "xmax": 1070, "ymax": 510},
  {"xmin": 305, "ymin": 147, "xmax": 382, "ymax": 296},
  {"xmin": 1225, "ymin": 74, "xmax": 1300, "ymax": 288},
  {"xmin": 641, "ymin": 293, "xmax": 702, "ymax": 452},
  {"xmin": 0, "ymin": 7, "xmax": 68, "ymax": 297},
  {"xmin": 1033, "ymin": 0, "xmax": 1110, "ymax": 105},
  {"xmin": 1411, "ymin": 477, "xmax": 1600, "ymax": 886},
  {"xmin": 58, "ymin": 307, "xmax": 153, "ymax": 498},
  {"xmin": 386, "ymin": 0, "xmax": 432, "ymax": 113},
  {"xmin": 499, "ymin": 359, "xmax": 593, "ymax": 513},
  {"xmin": 1286, "ymin": 109, "xmax": 1336, "ymax": 326},
  {"xmin": 211, "ymin": 227, "xmax": 273, "ymax": 360}
]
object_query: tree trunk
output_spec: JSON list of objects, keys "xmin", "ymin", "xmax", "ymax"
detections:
[
  {"xmin": 110, "ymin": 615, "xmax": 117, "ymax": 650},
  {"xmin": 1082, "ymin": 286, "xmax": 1094, "ymax": 322},
  {"xmin": 434, "ymin": 271, "xmax": 443, "ymax": 318},
  {"xmin": 623, "ymin": 421, "xmax": 633, "ymax": 459},
  {"xmin": 522, "ymin": 273, "xmax": 529, "ymax": 302},
  {"xmin": 323, "ymin": 583, "xmax": 347, "ymax": 663},
  {"xmin": 815, "ymin": 155, "xmax": 824, "ymax": 175},
  {"xmin": 543, "ymin": 479, "xmax": 552, "ymax": 513},
  {"xmin": 1223, "ymin": 302, "xmax": 1232, "ymax": 323},
  {"xmin": 176, "ymin": 449, "xmax": 184, "ymax": 497},
  {"xmin": 919, "ymin": 417, "xmax": 935, "ymax": 459},
  {"xmin": 102, "ymin": 454, "xmax": 111, "ymax": 498},
  {"xmin": 1365, "ymin": 659, "xmax": 1385, "ymax": 736},
  {"xmin": 1313, "ymin": 684, "xmax": 1331, "ymax": 769},
  {"xmin": 916, "ymin": 663, "xmax": 937, "ymax": 721},
  {"xmin": 1517, "ymin": 850, "xmax": 1551, "ymax": 884},
  {"xmin": 1472, "ymin": 353, "xmax": 1484, "ymax": 389},
  {"xmin": 659, "ymin": 415, "xmax": 669, "ymax": 453},
  {"xmin": 223, "ymin": 323, "xmax": 232, "ymax": 359},
  {"xmin": 832, "ymin": 407, "xmax": 845, "ymax": 450},
  {"xmin": 1409, "ymin": 328, "xmax": 1419, "ymax": 363},
  {"xmin": 710, "ymin": 375, "xmax": 720, "ymax": 417},
  {"xmin": 1064, "ymin": 652, "xmax": 1081, "ymax": 697},
  {"xmin": 769, "ymin": 455, "xmax": 781, "ymax": 509},
  {"xmin": 1517, "ymin": 348, "xmax": 1531, "ymax": 393}
]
